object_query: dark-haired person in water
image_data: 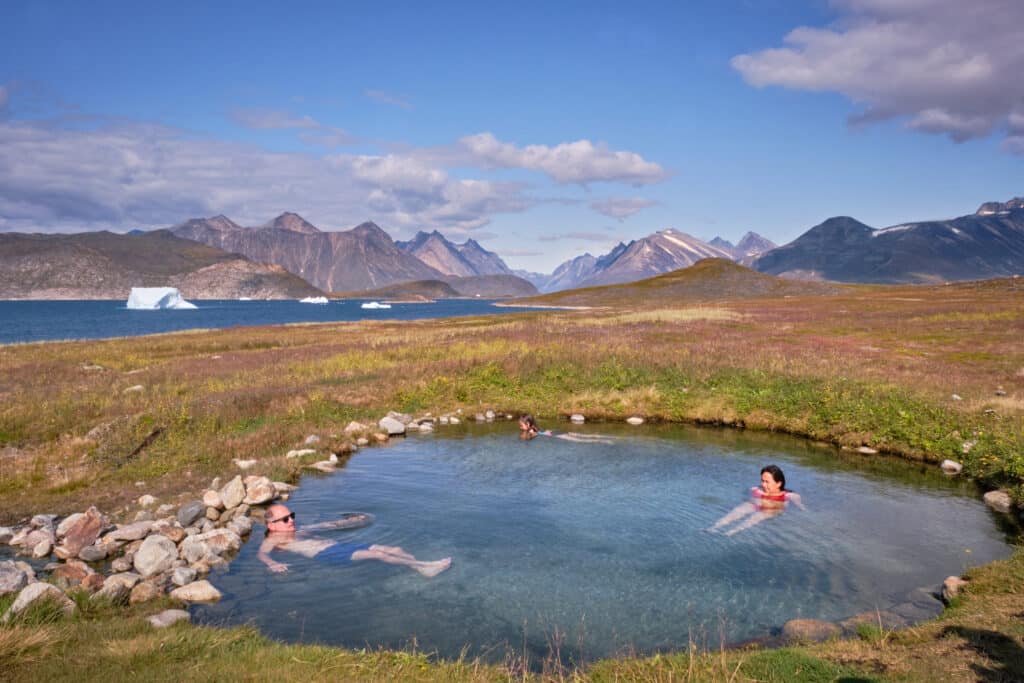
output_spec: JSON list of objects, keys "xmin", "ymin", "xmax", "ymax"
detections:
[
  {"xmin": 518, "ymin": 414, "xmax": 613, "ymax": 443},
  {"xmin": 707, "ymin": 465, "xmax": 805, "ymax": 536},
  {"xmin": 257, "ymin": 504, "xmax": 451, "ymax": 577}
]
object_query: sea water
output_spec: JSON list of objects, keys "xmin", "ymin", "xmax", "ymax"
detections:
[{"xmin": 191, "ymin": 423, "xmax": 1013, "ymax": 666}]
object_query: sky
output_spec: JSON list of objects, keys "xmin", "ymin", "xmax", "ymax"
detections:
[{"xmin": 1, "ymin": 0, "xmax": 1022, "ymax": 273}]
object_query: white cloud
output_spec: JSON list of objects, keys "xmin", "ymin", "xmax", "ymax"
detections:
[
  {"xmin": 0, "ymin": 118, "xmax": 530, "ymax": 234},
  {"xmin": 365, "ymin": 90, "xmax": 412, "ymax": 110},
  {"xmin": 590, "ymin": 196, "xmax": 657, "ymax": 220},
  {"xmin": 538, "ymin": 231, "xmax": 614, "ymax": 242},
  {"xmin": 230, "ymin": 107, "xmax": 355, "ymax": 147},
  {"xmin": 457, "ymin": 132, "xmax": 668, "ymax": 185},
  {"xmin": 731, "ymin": 0, "xmax": 1024, "ymax": 149}
]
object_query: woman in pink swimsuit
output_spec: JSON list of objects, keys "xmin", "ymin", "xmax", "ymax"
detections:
[{"xmin": 707, "ymin": 465, "xmax": 805, "ymax": 536}]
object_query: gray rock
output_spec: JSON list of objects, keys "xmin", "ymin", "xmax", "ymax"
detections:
[
  {"xmin": 627, "ymin": 416, "xmax": 644, "ymax": 425},
  {"xmin": 31, "ymin": 538, "xmax": 52, "ymax": 559},
  {"xmin": 473, "ymin": 413, "xmax": 486, "ymax": 422},
  {"xmin": 137, "ymin": 494, "xmax": 157, "ymax": 508},
  {"xmin": 344, "ymin": 421, "xmax": 367, "ymax": 433},
  {"xmin": 147, "ymin": 608, "xmax": 191, "ymax": 628},
  {"xmin": 484, "ymin": 410, "xmax": 495, "ymax": 421},
  {"xmin": 130, "ymin": 581, "xmax": 164, "ymax": 605},
  {"xmin": 155, "ymin": 504, "xmax": 176, "ymax": 515},
  {"xmin": 134, "ymin": 510, "xmax": 155, "ymax": 522},
  {"xmin": 134, "ymin": 535, "xmax": 178, "ymax": 578},
  {"xmin": 570, "ymin": 414, "xmax": 585, "ymax": 424},
  {"xmin": 0, "ymin": 527, "xmax": 12, "ymax": 545},
  {"xmin": 378, "ymin": 416, "xmax": 406, "ymax": 435},
  {"xmin": 219, "ymin": 476, "xmax": 246, "ymax": 509},
  {"xmin": 856, "ymin": 446, "xmax": 878, "ymax": 454},
  {"xmin": 172, "ymin": 567, "xmax": 197, "ymax": 587},
  {"xmin": 386, "ymin": 411, "xmax": 413, "ymax": 425},
  {"xmin": 781, "ymin": 618, "xmax": 840, "ymax": 643},
  {"xmin": 273, "ymin": 482, "xmax": 298, "ymax": 495},
  {"xmin": 2, "ymin": 583, "xmax": 76, "ymax": 622},
  {"xmin": 78, "ymin": 544, "xmax": 107, "ymax": 562},
  {"xmin": 169, "ymin": 579, "xmax": 222, "ymax": 603},
  {"xmin": 356, "ymin": 437, "xmax": 369, "ymax": 446},
  {"xmin": 940, "ymin": 459, "xmax": 963, "ymax": 475},
  {"xmin": 838, "ymin": 610, "xmax": 906, "ymax": 635},
  {"xmin": 243, "ymin": 476, "xmax": 276, "ymax": 505},
  {"xmin": 226, "ymin": 516, "xmax": 252, "ymax": 537},
  {"xmin": 31, "ymin": 514, "xmax": 57, "ymax": 531},
  {"xmin": 202, "ymin": 490, "xmax": 224, "ymax": 510},
  {"xmin": 93, "ymin": 572, "xmax": 141, "ymax": 603},
  {"xmin": 176, "ymin": 500, "xmax": 205, "ymax": 527},
  {"xmin": 232, "ymin": 458, "xmax": 257, "ymax": 469},
  {"xmin": 0, "ymin": 560, "xmax": 29, "ymax": 597},
  {"xmin": 111, "ymin": 557, "xmax": 133, "ymax": 573},
  {"xmin": 286, "ymin": 448, "xmax": 317, "ymax": 459},
  {"xmin": 105, "ymin": 521, "xmax": 154, "ymax": 542},
  {"xmin": 304, "ymin": 434, "xmax": 321, "ymax": 445},
  {"xmin": 449, "ymin": 416, "xmax": 460, "ymax": 425},
  {"xmin": 179, "ymin": 529, "xmax": 242, "ymax": 564},
  {"xmin": 983, "ymin": 490, "xmax": 1013, "ymax": 514}
]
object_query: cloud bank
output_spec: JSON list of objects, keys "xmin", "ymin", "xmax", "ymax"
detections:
[
  {"xmin": 590, "ymin": 196, "xmax": 657, "ymax": 220},
  {"xmin": 731, "ymin": 0, "xmax": 1024, "ymax": 152}
]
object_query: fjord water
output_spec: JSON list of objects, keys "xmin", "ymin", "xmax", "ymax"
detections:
[
  {"xmin": 0, "ymin": 299, "xmax": 539, "ymax": 344},
  {"xmin": 193, "ymin": 424, "xmax": 1012, "ymax": 665}
]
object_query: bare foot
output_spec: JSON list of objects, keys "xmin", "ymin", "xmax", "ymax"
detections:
[{"xmin": 416, "ymin": 557, "xmax": 452, "ymax": 577}]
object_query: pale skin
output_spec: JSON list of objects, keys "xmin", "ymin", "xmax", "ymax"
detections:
[
  {"xmin": 518, "ymin": 417, "xmax": 613, "ymax": 444},
  {"xmin": 707, "ymin": 469, "xmax": 805, "ymax": 536},
  {"xmin": 258, "ymin": 504, "xmax": 451, "ymax": 577}
]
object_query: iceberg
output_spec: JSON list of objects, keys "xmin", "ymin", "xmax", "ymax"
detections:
[
  {"xmin": 299, "ymin": 296, "xmax": 329, "ymax": 304},
  {"xmin": 360, "ymin": 301, "xmax": 392, "ymax": 309},
  {"xmin": 126, "ymin": 287, "xmax": 197, "ymax": 310}
]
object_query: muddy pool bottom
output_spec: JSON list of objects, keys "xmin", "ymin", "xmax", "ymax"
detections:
[{"xmin": 192, "ymin": 423, "xmax": 1013, "ymax": 667}]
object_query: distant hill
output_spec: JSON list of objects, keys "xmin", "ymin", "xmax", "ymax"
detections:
[
  {"xmin": 171, "ymin": 213, "xmax": 444, "ymax": 292},
  {"xmin": 754, "ymin": 201, "xmax": 1024, "ymax": 283},
  {"xmin": 0, "ymin": 230, "xmax": 323, "ymax": 300},
  {"xmin": 445, "ymin": 274, "xmax": 539, "ymax": 298},
  {"xmin": 334, "ymin": 280, "xmax": 462, "ymax": 300},
  {"xmin": 515, "ymin": 258, "xmax": 840, "ymax": 308},
  {"xmin": 576, "ymin": 229, "xmax": 735, "ymax": 288},
  {"xmin": 336, "ymin": 274, "xmax": 537, "ymax": 299},
  {"xmin": 396, "ymin": 231, "xmax": 513, "ymax": 277}
]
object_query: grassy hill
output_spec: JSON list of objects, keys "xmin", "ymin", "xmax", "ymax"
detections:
[{"xmin": 515, "ymin": 258, "xmax": 843, "ymax": 307}]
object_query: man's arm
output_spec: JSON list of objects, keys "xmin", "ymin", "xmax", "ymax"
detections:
[
  {"xmin": 257, "ymin": 536, "xmax": 289, "ymax": 573},
  {"xmin": 303, "ymin": 513, "xmax": 373, "ymax": 532}
]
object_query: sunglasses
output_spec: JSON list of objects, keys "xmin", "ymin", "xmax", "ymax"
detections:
[{"xmin": 267, "ymin": 512, "xmax": 295, "ymax": 524}]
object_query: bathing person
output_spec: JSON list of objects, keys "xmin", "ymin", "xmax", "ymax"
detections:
[
  {"xmin": 518, "ymin": 414, "xmax": 613, "ymax": 443},
  {"xmin": 257, "ymin": 504, "xmax": 451, "ymax": 577},
  {"xmin": 707, "ymin": 465, "xmax": 804, "ymax": 536}
]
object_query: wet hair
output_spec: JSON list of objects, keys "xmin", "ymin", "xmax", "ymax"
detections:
[
  {"xmin": 761, "ymin": 465, "xmax": 787, "ymax": 490},
  {"xmin": 520, "ymin": 414, "xmax": 538, "ymax": 431}
]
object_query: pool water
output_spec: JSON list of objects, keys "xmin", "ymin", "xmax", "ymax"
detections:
[{"xmin": 192, "ymin": 423, "xmax": 1013, "ymax": 665}]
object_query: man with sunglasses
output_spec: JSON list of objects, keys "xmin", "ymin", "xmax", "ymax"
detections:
[{"xmin": 257, "ymin": 504, "xmax": 451, "ymax": 577}]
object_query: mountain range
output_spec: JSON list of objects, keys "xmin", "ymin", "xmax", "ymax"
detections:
[
  {"xmin": 753, "ymin": 199, "xmax": 1024, "ymax": 283},
  {"xmin": 0, "ymin": 230, "xmax": 322, "ymax": 300}
]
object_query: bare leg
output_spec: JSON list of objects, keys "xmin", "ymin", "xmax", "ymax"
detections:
[
  {"xmin": 353, "ymin": 545, "xmax": 452, "ymax": 577},
  {"xmin": 723, "ymin": 510, "xmax": 774, "ymax": 536},
  {"xmin": 707, "ymin": 501, "xmax": 756, "ymax": 532}
]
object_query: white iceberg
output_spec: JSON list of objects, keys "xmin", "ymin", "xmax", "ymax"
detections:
[
  {"xmin": 360, "ymin": 301, "xmax": 392, "ymax": 309},
  {"xmin": 299, "ymin": 296, "xmax": 329, "ymax": 304},
  {"xmin": 127, "ymin": 287, "xmax": 197, "ymax": 310}
]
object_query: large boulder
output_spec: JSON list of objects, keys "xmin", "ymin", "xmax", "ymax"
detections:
[
  {"xmin": 176, "ymin": 501, "xmax": 205, "ymax": 527},
  {"xmin": 179, "ymin": 529, "xmax": 242, "ymax": 564},
  {"xmin": 55, "ymin": 506, "xmax": 104, "ymax": 559},
  {"xmin": 133, "ymin": 535, "xmax": 178, "ymax": 578},
  {"xmin": 0, "ymin": 560, "xmax": 30, "ymax": 597},
  {"xmin": 378, "ymin": 416, "xmax": 406, "ymax": 436},
  {"xmin": 3, "ymin": 583, "xmax": 76, "ymax": 622},
  {"xmin": 93, "ymin": 572, "xmax": 141, "ymax": 603},
  {"xmin": 983, "ymin": 490, "xmax": 1013, "ymax": 514},
  {"xmin": 104, "ymin": 521, "xmax": 154, "ymax": 542},
  {"xmin": 243, "ymin": 476, "xmax": 276, "ymax": 505},
  {"xmin": 219, "ymin": 476, "xmax": 246, "ymax": 509}
]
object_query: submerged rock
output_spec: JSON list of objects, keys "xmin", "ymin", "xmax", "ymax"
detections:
[
  {"xmin": 170, "ymin": 580, "xmax": 222, "ymax": 603},
  {"xmin": 781, "ymin": 618, "xmax": 840, "ymax": 643}
]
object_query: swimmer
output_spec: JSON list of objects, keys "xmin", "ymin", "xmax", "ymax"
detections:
[
  {"xmin": 707, "ymin": 465, "xmax": 805, "ymax": 536},
  {"xmin": 257, "ymin": 504, "xmax": 452, "ymax": 577},
  {"xmin": 518, "ymin": 414, "xmax": 613, "ymax": 443}
]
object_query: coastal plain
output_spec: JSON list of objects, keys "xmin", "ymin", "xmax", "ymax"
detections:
[{"xmin": 2, "ymin": 269, "xmax": 1023, "ymax": 682}]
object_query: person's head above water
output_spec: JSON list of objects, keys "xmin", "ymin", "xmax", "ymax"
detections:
[
  {"xmin": 760, "ymin": 465, "xmax": 786, "ymax": 493},
  {"xmin": 519, "ymin": 414, "xmax": 538, "ymax": 432},
  {"xmin": 265, "ymin": 504, "xmax": 297, "ymax": 534}
]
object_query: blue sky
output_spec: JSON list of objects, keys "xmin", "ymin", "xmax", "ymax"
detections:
[{"xmin": 2, "ymin": 0, "xmax": 1021, "ymax": 272}]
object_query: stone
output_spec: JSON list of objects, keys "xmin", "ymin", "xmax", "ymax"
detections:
[
  {"xmin": 32, "ymin": 538, "xmax": 52, "ymax": 558},
  {"xmin": 130, "ymin": 581, "xmax": 164, "ymax": 605},
  {"xmin": 344, "ymin": 421, "xmax": 367, "ymax": 433},
  {"xmin": 781, "ymin": 618, "xmax": 841, "ymax": 643},
  {"xmin": 995, "ymin": 387, "xmax": 1007, "ymax": 396},
  {"xmin": 78, "ymin": 544, "xmax": 107, "ymax": 562},
  {"xmin": 158, "ymin": 526, "xmax": 186, "ymax": 544},
  {"xmin": 373, "ymin": 433, "xmax": 388, "ymax": 443},
  {"xmin": 838, "ymin": 610, "xmax": 906, "ymax": 635},
  {"xmin": 105, "ymin": 521, "xmax": 154, "ymax": 542},
  {"xmin": 232, "ymin": 458, "xmax": 258, "ymax": 470},
  {"xmin": 378, "ymin": 416, "xmax": 406, "ymax": 435},
  {"xmin": 18, "ymin": 529, "xmax": 54, "ymax": 552},
  {"xmin": 942, "ymin": 576, "xmax": 969, "ymax": 603},
  {"xmin": 356, "ymin": 437, "xmax": 369, "ymax": 446},
  {"xmin": 983, "ymin": 490, "xmax": 1013, "ymax": 514},
  {"xmin": 243, "ymin": 476, "xmax": 276, "ymax": 505},
  {"xmin": 134, "ymin": 510, "xmax": 156, "ymax": 522},
  {"xmin": 309, "ymin": 461, "xmax": 336, "ymax": 473},
  {"xmin": 81, "ymin": 573, "xmax": 105, "ymax": 593},
  {"xmin": 93, "ymin": 572, "xmax": 141, "ymax": 603},
  {"xmin": 570, "ymin": 414, "xmax": 585, "ymax": 424},
  {"xmin": 484, "ymin": 410, "xmax": 495, "ymax": 420},
  {"xmin": 273, "ymin": 482, "xmax": 298, "ymax": 495},
  {"xmin": 51, "ymin": 562, "xmax": 90, "ymax": 589},
  {"xmin": 148, "ymin": 609, "xmax": 191, "ymax": 628},
  {"xmin": 286, "ymin": 448, "xmax": 317, "ymax": 459},
  {"xmin": 134, "ymin": 535, "xmax": 179, "ymax": 578},
  {"xmin": 450, "ymin": 416, "xmax": 461, "ymax": 425},
  {"xmin": 951, "ymin": 393, "xmax": 962, "ymax": 401},
  {"xmin": 418, "ymin": 422, "xmax": 434, "ymax": 433},
  {"xmin": 56, "ymin": 513, "xmax": 85, "ymax": 539},
  {"xmin": 205, "ymin": 507, "xmax": 220, "ymax": 521},
  {"xmin": 203, "ymin": 490, "xmax": 224, "ymax": 510},
  {"xmin": 123, "ymin": 384, "xmax": 144, "ymax": 393},
  {"xmin": 439, "ymin": 416, "xmax": 449, "ymax": 425},
  {"xmin": 940, "ymin": 459, "xmax": 963, "ymax": 475},
  {"xmin": 0, "ymin": 560, "xmax": 30, "ymax": 596},
  {"xmin": 856, "ymin": 446, "xmax": 879, "ymax": 455},
  {"xmin": 170, "ymin": 580, "xmax": 222, "ymax": 603},
  {"xmin": 304, "ymin": 434, "xmax": 321, "ymax": 445},
  {"xmin": 172, "ymin": 567, "xmax": 197, "ymax": 587},
  {"xmin": 226, "ymin": 516, "xmax": 253, "ymax": 537},
  {"xmin": 110, "ymin": 557, "xmax": 133, "ymax": 573},
  {"xmin": 56, "ymin": 506, "xmax": 104, "ymax": 558},
  {"xmin": 474, "ymin": 413, "xmax": 486, "ymax": 422},
  {"xmin": 626, "ymin": 416, "xmax": 644, "ymax": 425},
  {"xmin": 31, "ymin": 514, "xmax": 57, "ymax": 531},
  {"xmin": 0, "ymin": 527, "xmax": 12, "ymax": 545},
  {"xmin": 156, "ymin": 504, "xmax": 175, "ymax": 515},
  {"xmin": 328, "ymin": 453, "xmax": 339, "ymax": 463},
  {"xmin": 176, "ymin": 500, "xmax": 206, "ymax": 527},
  {"xmin": 387, "ymin": 411, "xmax": 413, "ymax": 425},
  {"xmin": 179, "ymin": 529, "xmax": 242, "ymax": 564},
  {"xmin": 138, "ymin": 494, "xmax": 157, "ymax": 508},
  {"xmin": 3, "ymin": 583, "xmax": 76, "ymax": 622},
  {"xmin": 219, "ymin": 476, "xmax": 246, "ymax": 509}
]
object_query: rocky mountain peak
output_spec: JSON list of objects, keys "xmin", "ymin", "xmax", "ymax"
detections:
[
  {"xmin": 977, "ymin": 197, "xmax": 1024, "ymax": 215},
  {"xmin": 264, "ymin": 212, "xmax": 321, "ymax": 234}
]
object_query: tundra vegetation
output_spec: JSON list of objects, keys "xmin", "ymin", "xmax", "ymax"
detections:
[{"xmin": 1, "ymin": 269, "xmax": 1022, "ymax": 681}]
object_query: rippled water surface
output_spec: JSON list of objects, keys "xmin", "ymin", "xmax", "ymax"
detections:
[{"xmin": 193, "ymin": 423, "xmax": 1012, "ymax": 664}]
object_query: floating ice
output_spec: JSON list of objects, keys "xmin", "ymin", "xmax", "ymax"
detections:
[
  {"xmin": 127, "ymin": 287, "xmax": 197, "ymax": 310},
  {"xmin": 360, "ymin": 301, "xmax": 391, "ymax": 309},
  {"xmin": 299, "ymin": 296, "xmax": 329, "ymax": 304}
]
